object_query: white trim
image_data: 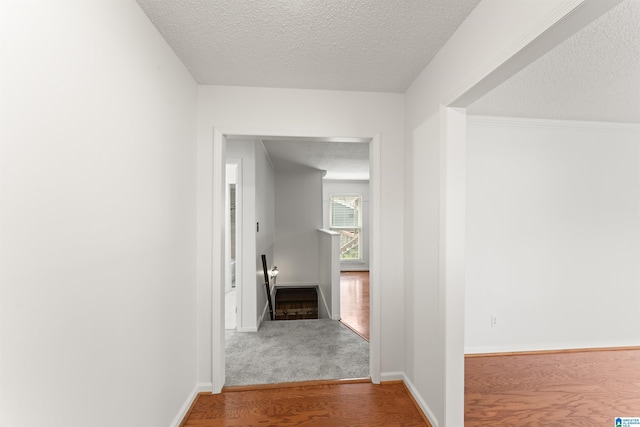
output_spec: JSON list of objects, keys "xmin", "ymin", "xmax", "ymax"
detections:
[
  {"xmin": 439, "ymin": 107, "xmax": 467, "ymax": 427},
  {"xmin": 379, "ymin": 371, "xmax": 404, "ymax": 382},
  {"xmin": 209, "ymin": 128, "xmax": 382, "ymax": 390},
  {"xmin": 449, "ymin": 0, "xmax": 624, "ymax": 107},
  {"xmin": 318, "ymin": 228, "xmax": 342, "ymax": 320},
  {"xmin": 439, "ymin": 107, "xmax": 467, "ymax": 425},
  {"xmin": 330, "ymin": 231, "xmax": 341, "ymax": 321},
  {"xmin": 231, "ymin": 159, "xmax": 243, "ymax": 331},
  {"xmin": 467, "ymin": 115, "xmax": 640, "ymax": 133},
  {"xmin": 240, "ymin": 284, "xmax": 262, "ymax": 331},
  {"xmin": 446, "ymin": 0, "xmax": 584, "ymax": 106},
  {"xmin": 225, "ymin": 158, "xmax": 243, "ymax": 332},
  {"xmin": 317, "ymin": 284, "xmax": 332, "ymax": 319},
  {"xmin": 169, "ymin": 383, "xmax": 213, "ymax": 427},
  {"xmin": 323, "ymin": 179, "xmax": 370, "ymax": 184},
  {"xmin": 317, "ymin": 228, "xmax": 340, "ymax": 235},
  {"xmin": 379, "ymin": 372, "xmax": 439, "ymax": 427},
  {"xmin": 369, "ymin": 133, "xmax": 381, "ymax": 385},
  {"xmin": 224, "ymin": 167, "xmax": 232, "ymax": 294},
  {"xmin": 212, "ymin": 129, "xmax": 226, "ymax": 393},
  {"xmin": 401, "ymin": 373, "xmax": 440, "ymax": 427},
  {"xmin": 259, "ymin": 296, "xmax": 268, "ymax": 328},
  {"xmin": 465, "ymin": 340, "xmax": 640, "ymax": 355},
  {"xmin": 329, "ymin": 193, "xmax": 364, "ymax": 263}
]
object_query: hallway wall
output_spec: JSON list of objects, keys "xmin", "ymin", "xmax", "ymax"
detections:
[
  {"xmin": 403, "ymin": 1, "xmax": 620, "ymax": 424},
  {"xmin": 466, "ymin": 116, "xmax": 640, "ymax": 353},
  {"xmin": 226, "ymin": 139, "xmax": 276, "ymax": 330},
  {"xmin": 274, "ymin": 170, "xmax": 324, "ymax": 285},
  {"xmin": 1, "ymin": 1, "xmax": 198, "ymax": 426},
  {"xmin": 197, "ymin": 86, "xmax": 405, "ymax": 386}
]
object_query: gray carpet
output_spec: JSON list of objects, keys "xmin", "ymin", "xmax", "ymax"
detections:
[{"xmin": 225, "ymin": 319, "xmax": 369, "ymax": 386}]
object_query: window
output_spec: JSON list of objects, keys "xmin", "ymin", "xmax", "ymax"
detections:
[{"xmin": 330, "ymin": 194, "xmax": 362, "ymax": 261}]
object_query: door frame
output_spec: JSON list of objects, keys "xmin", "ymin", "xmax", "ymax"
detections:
[
  {"xmin": 225, "ymin": 159, "xmax": 242, "ymax": 330},
  {"xmin": 210, "ymin": 129, "xmax": 381, "ymax": 392}
]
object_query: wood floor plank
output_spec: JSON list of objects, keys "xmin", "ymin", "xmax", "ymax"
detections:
[
  {"xmin": 185, "ymin": 348, "xmax": 639, "ymax": 425},
  {"xmin": 465, "ymin": 348, "xmax": 640, "ymax": 426},
  {"xmin": 183, "ymin": 381, "xmax": 431, "ymax": 426},
  {"xmin": 340, "ymin": 271, "xmax": 369, "ymax": 341}
]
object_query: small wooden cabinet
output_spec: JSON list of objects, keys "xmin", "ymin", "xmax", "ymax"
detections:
[{"xmin": 274, "ymin": 286, "xmax": 319, "ymax": 320}]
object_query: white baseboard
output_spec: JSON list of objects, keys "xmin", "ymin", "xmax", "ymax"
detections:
[
  {"xmin": 234, "ymin": 301, "xmax": 265, "ymax": 333},
  {"xmin": 379, "ymin": 371, "xmax": 404, "ymax": 382},
  {"xmin": 170, "ymin": 382, "xmax": 212, "ymax": 427},
  {"xmin": 401, "ymin": 374, "xmax": 439, "ymax": 427},
  {"xmin": 380, "ymin": 372, "xmax": 439, "ymax": 427},
  {"xmin": 317, "ymin": 285, "xmax": 333, "ymax": 319},
  {"xmin": 465, "ymin": 340, "xmax": 640, "ymax": 355},
  {"xmin": 259, "ymin": 299, "xmax": 268, "ymax": 325}
]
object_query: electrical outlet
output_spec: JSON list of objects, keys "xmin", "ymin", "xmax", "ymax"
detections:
[{"xmin": 490, "ymin": 315, "xmax": 498, "ymax": 328}]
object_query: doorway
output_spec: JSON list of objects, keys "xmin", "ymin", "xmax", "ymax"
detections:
[{"xmin": 211, "ymin": 130, "xmax": 382, "ymax": 392}]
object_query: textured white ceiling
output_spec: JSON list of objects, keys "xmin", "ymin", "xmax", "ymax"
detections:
[
  {"xmin": 136, "ymin": 0, "xmax": 481, "ymax": 92},
  {"xmin": 468, "ymin": 0, "xmax": 640, "ymax": 123},
  {"xmin": 260, "ymin": 138, "xmax": 370, "ymax": 180}
]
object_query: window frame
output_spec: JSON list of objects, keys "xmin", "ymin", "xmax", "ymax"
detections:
[{"xmin": 329, "ymin": 193, "xmax": 363, "ymax": 262}]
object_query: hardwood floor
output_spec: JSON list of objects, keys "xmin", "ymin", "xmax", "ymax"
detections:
[
  {"xmin": 182, "ymin": 380, "xmax": 431, "ymax": 426},
  {"xmin": 465, "ymin": 348, "xmax": 640, "ymax": 426},
  {"xmin": 183, "ymin": 346, "xmax": 639, "ymax": 426},
  {"xmin": 340, "ymin": 271, "xmax": 369, "ymax": 341}
]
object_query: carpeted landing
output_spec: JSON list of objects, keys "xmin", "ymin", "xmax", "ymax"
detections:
[{"xmin": 225, "ymin": 319, "xmax": 369, "ymax": 386}]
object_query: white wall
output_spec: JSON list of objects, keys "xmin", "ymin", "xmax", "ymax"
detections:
[
  {"xmin": 226, "ymin": 140, "xmax": 256, "ymax": 330},
  {"xmin": 193, "ymin": 2, "xmax": 617, "ymax": 422},
  {"xmin": 466, "ymin": 116, "xmax": 640, "ymax": 353},
  {"xmin": 274, "ymin": 170, "xmax": 323, "ymax": 285},
  {"xmin": 322, "ymin": 180, "xmax": 370, "ymax": 271},
  {"xmin": 226, "ymin": 139, "xmax": 275, "ymax": 330},
  {"xmin": 0, "ymin": 2, "xmax": 198, "ymax": 426},
  {"xmin": 197, "ymin": 86, "xmax": 405, "ymax": 385},
  {"xmin": 318, "ymin": 229, "xmax": 341, "ymax": 319},
  {"xmin": 255, "ymin": 141, "xmax": 276, "ymax": 323},
  {"xmin": 403, "ymin": 1, "xmax": 614, "ymax": 425}
]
